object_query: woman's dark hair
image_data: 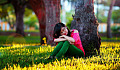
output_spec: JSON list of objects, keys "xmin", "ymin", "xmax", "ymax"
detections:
[{"xmin": 53, "ymin": 22, "xmax": 71, "ymax": 38}]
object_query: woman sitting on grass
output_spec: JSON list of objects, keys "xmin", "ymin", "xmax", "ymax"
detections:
[{"xmin": 48, "ymin": 22, "xmax": 85, "ymax": 59}]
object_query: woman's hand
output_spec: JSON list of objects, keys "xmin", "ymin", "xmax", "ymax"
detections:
[
  {"xmin": 59, "ymin": 35, "xmax": 66, "ymax": 38},
  {"xmin": 68, "ymin": 41, "xmax": 74, "ymax": 44},
  {"xmin": 59, "ymin": 35, "xmax": 74, "ymax": 44},
  {"xmin": 59, "ymin": 35, "xmax": 75, "ymax": 43},
  {"xmin": 54, "ymin": 38, "xmax": 67, "ymax": 42}
]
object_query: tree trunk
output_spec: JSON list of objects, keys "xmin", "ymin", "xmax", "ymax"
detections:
[
  {"xmin": 29, "ymin": 0, "xmax": 60, "ymax": 45},
  {"xmin": 29, "ymin": 0, "xmax": 46, "ymax": 44},
  {"xmin": 45, "ymin": 0, "xmax": 60, "ymax": 45},
  {"xmin": 107, "ymin": 0, "xmax": 116, "ymax": 38},
  {"xmin": 71, "ymin": 0, "xmax": 101, "ymax": 57},
  {"xmin": 11, "ymin": 1, "xmax": 25, "ymax": 36}
]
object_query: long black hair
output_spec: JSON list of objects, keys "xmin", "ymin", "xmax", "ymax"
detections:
[{"xmin": 53, "ymin": 22, "xmax": 71, "ymax": 38}]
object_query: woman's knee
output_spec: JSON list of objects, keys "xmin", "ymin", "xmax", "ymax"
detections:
[
  {"xmin": 58, "ymin": 41, "xmax": 64, "ymax": 44},
  {"xmin": 56, "ymin": 41, "xmax": 64, "ymax": 46},
  {"xmin": 64, "ymin": 41, "xmax": 70, "ymax": 44},
  {"xmin": 63, "ymin": 41, "xmax": 71, "ymax": 46}
]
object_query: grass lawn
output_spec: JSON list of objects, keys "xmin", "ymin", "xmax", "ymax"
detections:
[
  {"xmin": 0, "ymin": 35, "xmax": 120, "ymax": 45},
  {"xmin": 101, "ymin": 37, "xmax": 120, "ymax": 40},
  {"xmin": 0, "ymin": 30, "xmax": 39, "ymax": 32},
  {"xmin": 0, "ymin": 42, "xmax": 120, "ymax": 70},
  {"xmin": 0, "ymin": 36, "xmax": 40, "ymax": 45}
]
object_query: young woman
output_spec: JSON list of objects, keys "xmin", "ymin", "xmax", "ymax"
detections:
[{"xmin": 48, "ymin": 22, "xmax": 85, "ymax": 59}]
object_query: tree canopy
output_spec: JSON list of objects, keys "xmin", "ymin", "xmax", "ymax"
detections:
[
  {"xmin": 0, "ymin": 0, "xmax": 38, "ymax": 28},
  {"xmin": 112, "ymin": 9, "xmax": 120, "ymax": 23}
]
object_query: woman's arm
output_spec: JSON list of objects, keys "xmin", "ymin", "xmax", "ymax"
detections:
[
  {"xmin": 59, "ymin": 35, "xmax": 75, "ymax": 43},
  {"xmin": 59, "ymin": 29, "xmax": 79, "ymax": 43},
  {"xmin": 54, "ymin": 38, "xmax": 67, "ymax": 42}
]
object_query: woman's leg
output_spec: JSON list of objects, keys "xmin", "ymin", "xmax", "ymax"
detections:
[
  {"xmin": 53, "ymin": 41, "xmax": 84, "ymax": 58},
  {"xmin": 55, "ymin": 41, "xmax": 70, "ymax": 58},
  {"xmin": 50, "ymin": 41, "xmax": 64, "ymax": 57},
  {"xmin": 68, "ymin": 45, "xmax": 84, "ymax": 57}
]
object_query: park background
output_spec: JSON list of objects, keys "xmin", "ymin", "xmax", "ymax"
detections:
[{"xmin": 0, "ymin": 0, "xmax": 120, "ymax": 70}]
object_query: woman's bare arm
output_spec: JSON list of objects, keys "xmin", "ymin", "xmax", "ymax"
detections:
[
  {"xmin": 59, "ymin": 30, "xmax": 78, "ymax": 43},
  {"xmin": 54, "ymin": 38, "xmax": 67, "ymax": 42},
  {"xmin": 59, "ymin": 35, "xmax": 75, "ymax": 43}
]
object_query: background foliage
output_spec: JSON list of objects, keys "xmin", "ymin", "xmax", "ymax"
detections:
[{"xmin": 112, "ymin": 9, "xmax": 120, "ymax": 23}]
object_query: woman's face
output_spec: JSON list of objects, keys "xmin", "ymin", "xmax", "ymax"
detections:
[{"xmin": 60, "ymin": 27, "xmax": 68, "ymax": 35}]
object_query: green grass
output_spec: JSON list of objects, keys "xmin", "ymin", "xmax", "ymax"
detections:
[
  {"xmin": 0, "ymin": 35, "xmax": 120, "ymax": 45},
  {"xmin": 0, "ymin": 30, "xmax": 39, "ymax": 32},
  {"xmin": 99, "ymin": 32, "xmax": 120, "ymax": 33},
  {"xmin": 0, "ymin": 30, "xmax": 15, "ymax": 32},
  {"xmin": 0, "ymin": 46, "xmax": 51, "ymax": 69},
  {"xmin": 0, "ymin": 36, "xmax": 40, "ymax": 45},
  {"xmin": 101, "ymin": 37, "xmax": 120, "ymax": 40},
  {"xmin": 24, "ymin": 30, "xmax": 39, "ymax": 32},
  {"xmin": 0, "ymin": 42, "xmax": 120, "ymax": 70}
]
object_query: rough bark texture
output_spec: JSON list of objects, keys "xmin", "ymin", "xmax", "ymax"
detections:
[
  {"xmin": 29, "ymin": 0, "xmax": 60, "ymax": 45},
  {"xmin": 45, "ymin": 0, "xmax": 60, "ymax": 45},
  {"xmin": 71, "ymin": 0, "xmax": 101, "ymax": 57},
  {"xmin": 107, "ymin": 0, "xmax": 116, "ymax": 38},
  {"xmin": 29, "ymin": 0, "xmax": 46, "ymax": 44},
  {"xmin": 11, "ymin": 0, "xmax": 26, "ymax": 36}
]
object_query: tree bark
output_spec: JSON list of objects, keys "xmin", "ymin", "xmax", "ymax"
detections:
[
  {"xmin": 45, "ymin": 0, "xmax": 60, "ymax": 45},
  {"xmin": 71, "ymin": 0, "xmax": 101, "ymax": 57},
  {"xmin": 29, "ymin": 0, "xmax": 60, "ymax": 45},
  {"xmin": 11, "ymin": 0, "xmax": 26, "ymax": 36},
  {"xmin": 29, "ymin": 0, "xmax": 46, "ymax": 44},
  {"xmin": 107, "ymin": 0, "xmax": 116, "ymax": 38}
]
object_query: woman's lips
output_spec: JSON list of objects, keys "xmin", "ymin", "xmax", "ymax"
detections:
[{"xmin": 64, "ymin": 33, "xmax": 67, "ymax": 35}]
